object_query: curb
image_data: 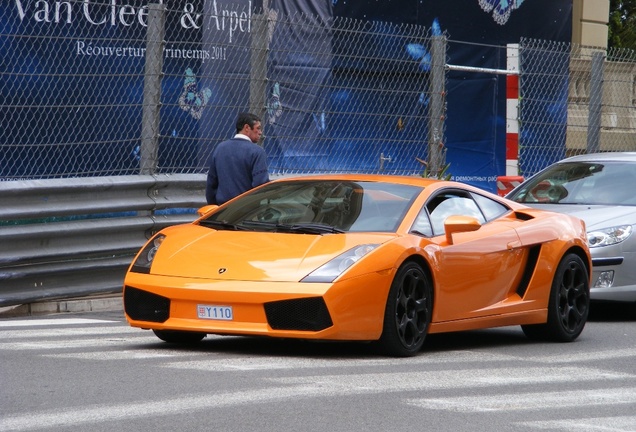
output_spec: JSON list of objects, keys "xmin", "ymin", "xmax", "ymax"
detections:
[{"xmin": 0, "ymin": 295, "xmax": 123, "ymax": 319}]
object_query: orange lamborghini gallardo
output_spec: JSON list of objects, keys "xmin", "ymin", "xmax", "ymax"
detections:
[{"xmin": 123, "ymin": 175, "xmax": 591, "ymax": 357}]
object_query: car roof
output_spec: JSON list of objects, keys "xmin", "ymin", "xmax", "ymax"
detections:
[
  {"xmin": 270, "ymin": 173, "xmax": 442, "ymax": 187},
  {"xmin": 560, "ymin": 152, "xmax": 636, "ymax": 163}
]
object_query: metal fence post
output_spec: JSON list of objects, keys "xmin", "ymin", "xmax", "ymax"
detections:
[
  {"xmin": 250, "ymin": 2, "xmax": 269, "ymax": 139},
  {"xmin": 586, "ymin": 51, "xmax": 605, "ymax": 154},
  {"xmin": 427, "ymin": 35, "xmax": 447, "ymax": 176},
  {"xmin": 140, "ymin": 3, "xmax": 166, "ymax": 175}
]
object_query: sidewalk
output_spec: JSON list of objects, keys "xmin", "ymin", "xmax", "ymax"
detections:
[{"xmin": 0, "ymin": 294, "xmax": 123, "ymax": 319}]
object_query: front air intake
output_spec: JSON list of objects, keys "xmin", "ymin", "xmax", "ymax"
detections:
[
  {"xmin": 264, "ymin": 297, "xmax": 333, "ymax": 331},
  {"xmin": 124, "ymin": 286, "xmax": 170, "ymax": 323}
]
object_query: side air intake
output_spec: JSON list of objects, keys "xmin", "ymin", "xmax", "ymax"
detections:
[
  {"xmin": 124, "ymin": 286, "xmax": 170, "ymax": 323},
  {"xmin": 516, "ymin": 245, "xmax": 541, "ymax": 298},
  {"xmin": 264, "ymin": 297, "xmax": 333, "ymax": 331}
]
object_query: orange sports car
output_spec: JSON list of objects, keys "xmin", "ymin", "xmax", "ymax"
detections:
[{"xmin": 123, "ymin": 174, "xmax": 591, "ymax": 357}]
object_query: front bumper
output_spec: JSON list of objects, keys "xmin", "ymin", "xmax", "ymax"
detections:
[
  {"xmin": 590, "ymin": 251, "xmax": 636, "ymax": 302},
  {"xmin": 123, "ymin": 271, "xmax": 391, "ymax": 341}
]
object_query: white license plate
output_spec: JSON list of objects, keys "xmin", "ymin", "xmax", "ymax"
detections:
[{"xmin": 197, "ymin": 304, "xmax": 233, "ymax": 321}]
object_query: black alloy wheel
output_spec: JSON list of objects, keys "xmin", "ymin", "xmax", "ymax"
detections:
[
  {"xmin": 379, "ymin": 261, "xmax": 433, "ymax": 357},
  {"xmin": 522, "ymin": 253, "xmax": 589, "ymax": 342}
]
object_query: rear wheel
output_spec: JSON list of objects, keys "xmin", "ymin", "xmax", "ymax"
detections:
[
  {"xmin": 522, "ymin": 253, "xmax": 589, "ymax": 342},
  {"xmin": 379, "ymin": 262, "xmax": 433, "ymax": 357},
  {"xmin": 153, "ymin": 329, "xmax": 206, "ymax": 344}
]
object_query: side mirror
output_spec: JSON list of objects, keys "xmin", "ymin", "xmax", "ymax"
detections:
[
  {"xmin": 197, "ymin": 204, "xmax": 219, "ymax": 216},
  {"xmin": 444, "ymin": 215, "xmax": 481, "ymax": 245}
]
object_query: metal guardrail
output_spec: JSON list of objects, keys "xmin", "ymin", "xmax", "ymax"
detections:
[{"xmin": 0, "ymin": 175, "xmax": 206, "ymax": 306}]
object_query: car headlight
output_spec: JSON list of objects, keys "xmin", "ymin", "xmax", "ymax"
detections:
[
  {"xmin": 130, "ymin": 234, "xmax": 166, "ymax": 274},
  {"xmin": 301, "ymin": 244, "xmax": 379, "ymax": 283},
  {"xmin": 587, "ymin": 225, "xmax": 632, "ymax": 248}
]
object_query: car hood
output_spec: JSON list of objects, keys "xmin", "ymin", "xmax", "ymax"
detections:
[
  {"xmin": 150, "ymin": 225, "xmax": 395, "ymax": 282},
  {"xmin": 525, "ymin": 204, "xmax": 636, "ymax": 230}
]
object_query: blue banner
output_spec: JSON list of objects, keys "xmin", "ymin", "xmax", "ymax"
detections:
[{"xmin": 1, "ymin": 0, "xmax": 572, "ymax": 188}]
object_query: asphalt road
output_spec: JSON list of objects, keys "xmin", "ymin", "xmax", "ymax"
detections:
[{"xmin": 1, "ymin": 302, "xmax": 635, "ymax": 432}]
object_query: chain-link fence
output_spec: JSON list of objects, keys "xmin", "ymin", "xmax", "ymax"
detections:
[
  {"xmin": 519, "ymin": 38, "xmax": 636, "ymax": 177},
  {"xmin": 1, "ymin": 1, "xmax": 446, "ymax": 180},
  {"xmin": 2, "ymin": 2, "xmax": 636, "ymax": 182}
]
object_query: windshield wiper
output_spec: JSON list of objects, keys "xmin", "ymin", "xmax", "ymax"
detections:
[
  {"xmin": 240, "ymin": 220, "xmax": 344, "ymax": 234},
  {"xmin": 284, "ymin": 223, "xmax": 345, "ymax": 234},
  {"xmin": 198, "ymin": 219, "xmax": 246, "ymax": 231}
]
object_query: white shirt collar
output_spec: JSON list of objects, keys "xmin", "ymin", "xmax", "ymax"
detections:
[{"xmin": 233, "ymin": 133, "xmax": 251, "ymax": 141}]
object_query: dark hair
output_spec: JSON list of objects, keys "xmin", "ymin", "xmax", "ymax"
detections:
[{"xmin": 236, "ymin": 112, "xmax": 261, "ymax": 133}]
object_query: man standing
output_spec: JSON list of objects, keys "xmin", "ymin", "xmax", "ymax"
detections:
[{"xmin": 206, "ymin": 112, "xmax": 270, "ymax": 205}]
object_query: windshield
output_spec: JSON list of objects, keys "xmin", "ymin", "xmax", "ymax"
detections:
[
  {"xmin": 200, "ymin": 180, "xmax": 422, "ymax": 233},
  {"xmin": 508, "ymin": 161, "xmax": 636, "ymax": 206}
]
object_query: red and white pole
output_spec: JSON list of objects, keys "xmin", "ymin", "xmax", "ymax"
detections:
[
  {"xmin": 506, "ymin": 43, "xmax": 520, "ymax": 177},
  {"xmin": 496, "ymin": 43, "xmax": 524, "ymax": 196}
]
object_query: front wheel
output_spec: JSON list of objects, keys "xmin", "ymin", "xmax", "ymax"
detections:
[
  {"xmin": 378, "ymin": 262, "xmax": 433, "ymax": 357},
  {"xmin": 153, "ymin": 329, "xmax": 206, "ymax": 344},
  {"xmin": 522, "ymin": 253, "xmax": 589, "ymax": 342}
]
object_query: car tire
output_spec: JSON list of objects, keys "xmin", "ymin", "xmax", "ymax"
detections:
[
  {"xmin": 378, "ymin": 261, "xmax": 433, "ymax": 357},
  {"xmin": 153, "ymin": 329, "xmax": 206, "ymax": 344},
  {"xmin": 522, "ymin": 253, "xmax": 589, "ymax": 342}
]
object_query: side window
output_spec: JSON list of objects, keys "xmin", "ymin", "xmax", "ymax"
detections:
[
  {"xmin": 411, "ymin": 206, "xmax": 433, "ymax": 237},
  {"xmin": 471, "ymin": 193, "xmax": 509, "ymax": 221},
  {"xmin": 427, "ymin": 192, "xmax": 485, "ymax": 236}
]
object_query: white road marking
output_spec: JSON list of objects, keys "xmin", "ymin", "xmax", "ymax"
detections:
[
  {"xmin": 164, "ymin": 350, "xmax": 520, "ymax": 371},
  {"xmin": 271, "ymin": 367, "xmax": 633, "ymax": 392},
  {"xmin": 518, "ymin": 415, "xmax": 636, "ymax": 432},
  {"xmin": 0, "ymin": 385, "xmax": 323, "ymax": 432},
  {"xmin": 0, "ymin": 318, "xmax": 116, "ymax": 327},
  {"xmin": 0, "ymin": 368, "xmax": 633, "ymax": 432},
  {"xmin": 524, "ymin": 348, "xmax": 636, "ymax": 364},
  {"xmin": 0, "ymin": 326, "xmax": 141, "ymax": 339},
  {"xmin": 0, "ymin": 337, "xmax": 157, "ymax": 350},
  {"xmin": 44, "ymin": 350, "xmax": 187, "ymax": 360},
  {"xmin": 0, "ymin": 340, "xmax": 519, "ymax": 364},
  {"xmin": 406, "ymin": 387, "xmax": 636, "ymax": 412},
  {"xmin": 1, "ymin": 320, "xmax": 635, "ymax": 431}
]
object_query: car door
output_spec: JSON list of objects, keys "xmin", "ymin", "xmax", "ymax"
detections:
[{"xmin": 414, "ymin": 189, "xmax": 527, "ymax": 322}]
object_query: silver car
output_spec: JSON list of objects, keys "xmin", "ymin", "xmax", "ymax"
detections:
[{"xmin": 506, "ymin": 152, "xmax": 636, "ymax": 303}]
